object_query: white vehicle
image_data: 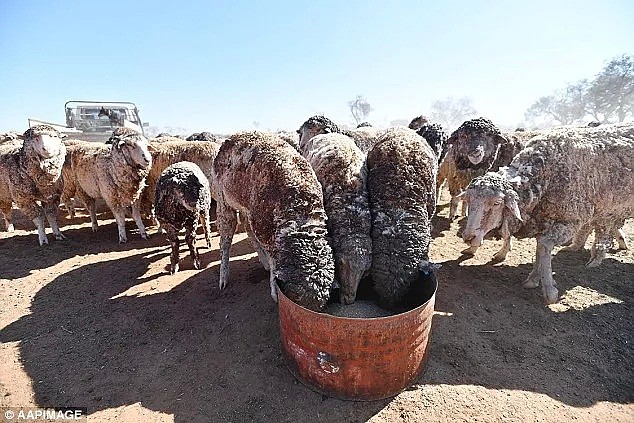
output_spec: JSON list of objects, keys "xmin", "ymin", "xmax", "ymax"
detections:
[{"xmin": 29, "ymin": 100, "xmax": 148, "ymax": 142}]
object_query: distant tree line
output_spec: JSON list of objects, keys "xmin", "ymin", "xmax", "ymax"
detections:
[{"xmin": 524, "ymin": 54, "xmax": 633, "ymax": 126}]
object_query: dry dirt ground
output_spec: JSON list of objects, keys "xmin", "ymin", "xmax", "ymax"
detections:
[{"xmin": 1, "ymin": 191, "xmax": 632, "ymax": 423}]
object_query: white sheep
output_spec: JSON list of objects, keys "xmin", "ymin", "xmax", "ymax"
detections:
[
  {"xmin": 0, "ymin": 125, "xmax": 67, "ymax": 245},
  {"xmin": 62, "ymin": 128, "xmax": 152, "ymax": 243}
]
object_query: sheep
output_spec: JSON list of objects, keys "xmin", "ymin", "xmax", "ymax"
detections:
[
  {"xmin": 0, "ymin": 125, "xmax": 66, "ymax": 245},
  {"xmin": 299, "ymin": 132, "xmax": 372, "ymax": 304},
  {"xmin": 60, "ymin": 139, "xmax": 109, "ymax": 219},
  {"xmin": 366, "ymin": 127, "xmax": 437, "ymax": 308},
  {"xmin": 460, "ymin": 123, "xmax": 634, "ymax": 304},
  {"xmin": 213, "ymin": 131, "xmax": 335, "ymax": 311},
  {"xmin": 347, "ymin": 125, "xmax": 383, "ymax": 153},
  {"xmin": 186, "ymin": 132, "xmax": 218, "ymax": 142},
  {"xmin": 140, "ymin": 140, "xmax": 221, "ymax": 221},
  {"xmin": 356, "ymin": 122, "xmax": 372, "ymax": 128},
  {"xmin": 408, "ymin": 115, "xmax": 429, "ymax": 131},
  {"xmin": 154, "ymin": 161, "xmax": 212, "ymax": 274},
  {"xmin": 297, "ymin": 115, "xmax": 384, "ymax": 154},
  {"xmin": 62, "ymin": 127, "xmax": 152, "ymax": 243},
  {"xmin": 448, "ymin": 117, "xmax": 530, "ymax": 173},
  {"xmin": 416, "ymin": 122, "xmax": 448, "ymax": 163},
  {"xmin": 439, "ymin": 118, "xmax": 537, "ymax": 222},
  {"xmin": 275, "ymin": 130, "xmax": 300, "ymax": 151}
]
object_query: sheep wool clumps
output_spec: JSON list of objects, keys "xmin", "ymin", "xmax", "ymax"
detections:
[
  {"xmin": 416, "ymin": 122, "xmax": 449, "ymax": 162},
  {"xmin": 366, "ymin": 127, "xmax": 437, "ymax": 308},
  {"xmin": 154, "ymin": 161, "xmax": 212, "ymax": 274},
  {"xmin": 213, "ymin": 131, "xmax": 335, "ymax": 311},
  {"xmin": 299, "ymin": 132, "xmax": 372, "ymax": 304},
  {"xmin": 407, "ymin": 115, "xmax": 429, "ymax": 131},
  {"xmin": 462, "ymin": 123, "xmax": 634, "ymax": 304},
  {"xmin": 0, "ymin": 125, "xmax": 67, "ymax": 245},
  {"xmin": 186, "ymin": 132, "xmax": 218, "ymax": 142},
  {"xmin": 62, "ymin": 128, "xmax": 152, "ymax": 243}
]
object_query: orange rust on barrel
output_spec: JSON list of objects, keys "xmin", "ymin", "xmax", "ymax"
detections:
[{"xmin": 277, "ymin": 275, "xmax": 436, "ymax": 401}]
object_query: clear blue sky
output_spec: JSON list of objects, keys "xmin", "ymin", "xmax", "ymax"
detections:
[{"xmin": 1, "ymin": 0, "xmax": 632, "ymax": 134}]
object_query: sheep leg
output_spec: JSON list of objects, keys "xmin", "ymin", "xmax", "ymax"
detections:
[
  {"xmin": 449, "ymin": 195, "xmax": 461, "ymax": 220},
  {"xmin": 523, "ymin": 247, "xmax": 541, "ymax": 289},
  {"xmin": 534, "ymin": 236, "xmax": 558, "ymax": 304},
  {"xmin": 32, "ymin": 214, "xmax": 49, "ymax": 246},
  {"xmin": 587, "ymin": 227, "xmax": 612, "ymax": 268},
  {"xmin": 185, "ymin": 224, "xmax": 200, "ymax": 270},
  {"xmin": 0, "ymin": 201, "xmax": 13, "ymax": 232},
  {"xmin": 43, "ymin": 201, "xmax": 66, "ymax": 240},
  {"xmin": 614, "ymin": 228, "xmax": 628, "ymax": 251},
  {"xmin": 111, "ymin": 207, "xmax": 128, "ymax": 243},
  {"xmin": 561, "ymin": 223, "xmax": 592, "ymax": 252},
  {"xmin": 200, "ymin": 209, "xmax": 212, "ymax": 248},
  {"xmin": 77, "ymin": 192, "xmax": 98, "ymax": 232},
  {"xmin": 217, "ymin": 201, "xmax": 237, "ymax": 290},
  {"xmin": 492, "ymin": 219, "xmax": 512, "ymax": 263},
  {"xmin": 245, "ymin": 220, "xmax": 270, "ymax": 271},
  {"xmin": 166, "ymin": 227, "xmax": 180, "ymax": 274},
  {"xmin": 131, "ymin": 202, "xmax": 148, "ymax": 240}
]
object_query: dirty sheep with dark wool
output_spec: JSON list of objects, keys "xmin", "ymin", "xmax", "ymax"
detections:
[{"xmin": 154, "ymin": 161, "xmax": 213, "ymax": 274}]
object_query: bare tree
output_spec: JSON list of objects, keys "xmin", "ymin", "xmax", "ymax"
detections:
[
  {"xmin": 348, "ymin": 95, "xmax": 373, "ymax": 125},
  {"xmin": 429, "ymin": 97, "xmax": 477, "ymax": 131},
  {"xmin": 587, "ymin": 54, "xmax": 633, "ymax": 122},
  {"xmin": 525, "ymin": 54, "xmax": 634, "ymax": 126}
]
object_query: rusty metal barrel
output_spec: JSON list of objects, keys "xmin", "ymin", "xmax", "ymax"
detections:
[{"xmin": 278, "ymin": 270, "xmax": 437, "ymax": 401}]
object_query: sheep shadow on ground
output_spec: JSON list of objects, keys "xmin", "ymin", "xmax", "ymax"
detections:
[
  {"xmin": 0, "ymin": 249, "xmax": 389, "ymax": 423},
  {"xmin": 423, "ymin": 253, "xmax": 633, "ymax": 407}
]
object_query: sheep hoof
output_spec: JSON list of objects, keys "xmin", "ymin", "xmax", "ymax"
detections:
[
  {"xmin": 461, "ymin": 246, "xmax": 477, "ymax": 256},
  {"xmin": 141, "ymin": 233, "xmax": 149, "ymax": 240},
  {"xmin": 585, "ymin": 258, "xmax": 603, "ymax": 268},
  {"xmin": 193, "ymin": 259, "xmax": 201, "ymax": 270},
  {"xmin": 55, "ymin": 233, "xmax": 67, "ymax": 241},
  {"xmin": 7, "ymin": 224, "xmax": 15, "ymax": 232},
  {"xmin": 170, "ymin": 263, "xmax": 179, "ymax": 274},
  {"xmin": 219, "ymin": 280, "xmax": 227, "ymax": 290},
  {"xmin": 543, "ymin": 287, "xmax": 559, "ymax": 305},
  {"xmin": 39, "ymin": 237, "xmax": 49, "ymax": 246},
  {"xmin": 522, "ymin": 277, "xmax": 539, "ymax": 289},
  {"xmin": 118, "ymin": 237, "xmax": 127, "ymax": 244},
  {"xmin": 490, "ymin": 252, "xmax": 506, "ymax": 264}
]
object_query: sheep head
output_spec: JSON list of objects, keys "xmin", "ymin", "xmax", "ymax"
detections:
[
  {"xmin": 448, "ymin": 118, "xmax": 508, "ymax": 170},
  {"xmin": 297, "ymin": 115, "xmax": 340, "ymax": 148},
  {"xmin": 109, "ymin": 128, "xmax": 152, "ymax": 170},
  {"xmin": 22, "ymin": 124, "xmax": 66, "ymax": 159},
  {"xmin": 461, "ymin": 173, "xmax": 522, "ymax": 250}
]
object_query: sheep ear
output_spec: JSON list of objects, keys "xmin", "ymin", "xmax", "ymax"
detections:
[
  {"xmin": 505, "ymin": 195, "xmax": 522, "ymax": 221},
  {"xmin": 495, "ymin": 134, "xmax": 509, "ymax": 145}
]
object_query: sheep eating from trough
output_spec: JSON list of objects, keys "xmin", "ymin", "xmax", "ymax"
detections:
[
  {"xmin": 366, "ymin": 127, "xmax": 437, "ymax": 308},
  {"xmin": 154, "ymin": 161, "xmax": 212, "ymax": 274},
  {"xmin": 461, "ymin": 123, "xmax": 634, "ymax": 304},
  {"xmin": 62, "ymin": 128, "xmax": 152, "ymax": 243},
  {"xmin": 299, "ymin": 132, "xmax": 372, "ymax": 304},
  {"xmin": 213, "ymin": 131, "xmax": 335, "ymax": 311},
  {"xmin": 0, "ymin": 125, "xmax": 67, "ymax": 244}
]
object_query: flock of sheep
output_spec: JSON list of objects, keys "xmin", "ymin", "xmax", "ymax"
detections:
[{"xmin": 0, "ymin": 115, "xmax": 632, "ymax": 310}]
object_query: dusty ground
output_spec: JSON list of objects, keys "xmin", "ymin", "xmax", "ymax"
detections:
[{"xmin": 0, "ymin": 192, "xmax": 632, "ymax": 423}]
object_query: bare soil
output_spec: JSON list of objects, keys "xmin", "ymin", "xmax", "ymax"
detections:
[{"xmin": 1, "ymin": 192, "xmax": 632, "ymax": 423}]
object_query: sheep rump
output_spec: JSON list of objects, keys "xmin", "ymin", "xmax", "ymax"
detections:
[
  {"xmin": 366, "ymin": 127, "xmax": 437, "ymax": 308},
  {"xmin": 299, "ymin": 132, "xmax": 372, "ymax": 304},
  {"xmin": 213, "ymin": 131, "xmax": 335, "ymax": 311}
]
